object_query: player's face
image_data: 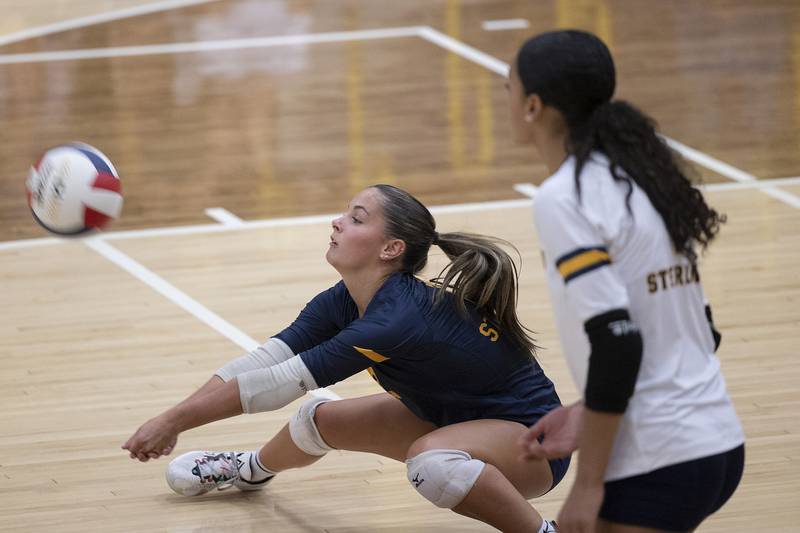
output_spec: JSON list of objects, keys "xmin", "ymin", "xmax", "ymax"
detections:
[
  {"xmin": 327, "ymin": 188, "xmax": 391, "ymax": 272},
  {"xmin": 506, "ymin": 61, "xmax": 533, "ymax": 143}
]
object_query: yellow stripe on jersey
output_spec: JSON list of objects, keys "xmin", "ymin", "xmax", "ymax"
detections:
[
  {"xmin": 354, "ymin": 346, "xmax": 390, "ymax": 362},
  {"xmin": 556, "ymin": 247, "xmax": 611, "ymax": 283}
]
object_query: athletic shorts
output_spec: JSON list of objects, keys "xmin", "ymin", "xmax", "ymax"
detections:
[
  {"xmin": 599, "ymin": 444, "xmax": 745, "ymax": 531},
  {"xmin": 547, "ymin": 455, "xmax": 571, "ymax": 492}
]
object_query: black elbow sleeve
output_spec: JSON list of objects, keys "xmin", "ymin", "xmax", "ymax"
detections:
[
  {"xmin": 705, "ymin": 304, "xmax": 722, "ymax": 352},
  {"xmin": 584, "ymin": 309, "xmax": 643, "ymax": 413}
]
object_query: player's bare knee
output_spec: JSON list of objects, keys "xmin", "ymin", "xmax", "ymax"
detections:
[{"xmin": 406, "ymin": 432, "xmax": 448, "ymax": 459}]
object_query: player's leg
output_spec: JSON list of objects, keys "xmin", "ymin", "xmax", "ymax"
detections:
[
  {"xmin": 258, "ymin": 392, "xmax": 437, "ymax": 471},
  {"xmin": 405, "ymin": 419, "xmax": 564, "ymax": 533},
  {"xmin": 166, "ymin": 392, "xmax": 435, "ymax": 496}
]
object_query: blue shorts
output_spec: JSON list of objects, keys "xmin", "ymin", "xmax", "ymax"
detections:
[
  {"xmin": 599, "ymin": 444, "xmax": 744, "ymax": 531},
  {"xmin": 547, "ymin": 455, "xmax": 570, "ymax": 492}
]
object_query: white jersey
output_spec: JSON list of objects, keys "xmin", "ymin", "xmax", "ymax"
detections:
[{"xmin": 533, "ymin": 153, "xmax": 744, "ymax": 481}]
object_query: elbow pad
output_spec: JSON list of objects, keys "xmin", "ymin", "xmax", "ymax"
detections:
[
  {"xmin": 584, "ymin": 309, "xmax": 643, "ymax": 413},
  {"xmin": 237, "ymin": 356, "xmax": 319, "ymax": 413},
  {"xmin": 216, "ymin": 337, "xmax": 295, "ymax": 382},
  {"xmin": 705, "ymin": 304, "xmax": 721, "ymax": 352}
]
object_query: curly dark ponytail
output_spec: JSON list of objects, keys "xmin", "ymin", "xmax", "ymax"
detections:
[{"xmin": 517, "ymin": 30, "xmax": 725, "ymax": 262}]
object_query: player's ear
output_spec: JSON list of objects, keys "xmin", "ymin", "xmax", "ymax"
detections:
[
  {"xmin": 381, "ymin": 239, "xmax": 405, "ymax": 261},
  {"xmin": 525, "ymin": 93, "xmax": 544, "ymax": 122}
]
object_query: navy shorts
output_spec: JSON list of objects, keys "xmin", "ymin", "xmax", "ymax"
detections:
[
  {"xmin": 599, "ymin": 444, "xmax": 745, "ymax": 531},
  {"xmin": 547, "ymin": 455, "xmax": 570, "ymax": 492}
]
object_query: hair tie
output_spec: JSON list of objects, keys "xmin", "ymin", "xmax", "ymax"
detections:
[{"xmin": 432, "ymin": 232, "xmax": 440, "ymax": 245}]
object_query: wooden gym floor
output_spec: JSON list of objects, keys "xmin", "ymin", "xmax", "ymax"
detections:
[{"xmin": 0, "ymin": 1, "xmax": 798, "ymax": 531}]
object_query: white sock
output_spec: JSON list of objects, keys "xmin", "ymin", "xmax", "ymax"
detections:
[
  {"xmin": 537, "ymin": 519, "xmax": 557, "ymax": 533},
  {"xmin": 237, "ymin": 451, "xmax": 276, "ymax": 482}
]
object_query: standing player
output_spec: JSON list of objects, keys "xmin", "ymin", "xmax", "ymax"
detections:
[
  {"xmin": 508, "ymin": 31, "xmax": 745, "ymax": 532},
  {"xmin": 123, "ymin": 184, "xmax": 566, "ymax": 533}
]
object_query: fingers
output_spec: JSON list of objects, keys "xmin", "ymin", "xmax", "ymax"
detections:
[
  {"xmin": 520, "ymin": 418, "xmax": 546, "ymax": 445},
  {"xmin": 520, "ymin": 440, "xmax": 547, "ymax": 461}
]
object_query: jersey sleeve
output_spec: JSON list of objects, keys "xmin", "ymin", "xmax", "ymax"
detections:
[
  {"xmin": 274, "ymin": 282, "xmax": 355, "ymax": 354},
  {"xmin": 299, "ymin": 303, "xmax": 427, "ymax": 387},
  {"xmin": 534, "ymin": 189, "xmax": 630, "ymax": 322}
]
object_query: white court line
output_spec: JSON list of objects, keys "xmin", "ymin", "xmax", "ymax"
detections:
[
  {"xmin": 0, "ymin": 0, "xmax": 221, "ymax": 47},
  {"xmin": 513, "ymin": 183, "xmax": 538, "ymax": 198},
  {"xmin": 703, "ymin": 176, "xmax": 800, "ymax": 192},
  {"xmin": 1, "ymin": 21, "xmax": 795, "ymax": 209},
  {"xmin": 0, "ymin": 235, "xmax": 64, "ymax": 251},
  {"xmin": 482, "ymin": 19, "xmax": 530, "ymax": 31},
  {"xmin": 205, "ymin": 207, "xmax": 244, "ymax": 227},
  {"xmin": 665, "ymin": 137, "xmax": 800, "ymax": 209},
  {"xmin": 0, "ymin": 26, "xmax": 422, "ymax": 64},
  {"xmin": 417, "ymin": 26, "xmax": 800, "ymax": 210},
  {"xmin": 417, "ymin": 26, "xmax": 509, "ymax": 76},
  {"xmin": 83, "ymin": 236, "xmax": 339, "ymax": 401},
  {"xmin": 3, "ymin": 176, "xmax": 799, "ymax": 252}
]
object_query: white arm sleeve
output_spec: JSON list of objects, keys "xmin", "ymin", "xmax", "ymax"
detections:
[
  {"xmin": 215, "ymin": 337, "xmax": 295, "ymax": 382},
  {"xmin": 237, "ymin": 355, "xmax": 319, "ymax": 413}
]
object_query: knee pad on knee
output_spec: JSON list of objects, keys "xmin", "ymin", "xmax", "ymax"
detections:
[
  {"xmin": 288, "ymin": 396, "xmax": 334, "ymax": 456},
  {"xmin": 406, "ymin": 449, "xmax": 485, "ymax": 508}
]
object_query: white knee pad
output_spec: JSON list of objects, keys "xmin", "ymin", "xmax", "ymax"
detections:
[
  {"xmin": 406, "ymin": 449, "xmax": 485, "ymax": 509},
  {"xmin": 288, "ymin": 397, "xmax": 335, "ymax": 456}
]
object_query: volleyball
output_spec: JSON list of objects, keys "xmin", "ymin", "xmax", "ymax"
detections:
[{"xmin": 25, "ymin": 142, "xmax": 123, "ymax": 235}]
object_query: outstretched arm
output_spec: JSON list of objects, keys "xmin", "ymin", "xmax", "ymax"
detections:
[
  {"xmin": 122, "ymin": 377, "xmax": 243, "ymax": 462},
  {"xmin": 123, "ymin": 351, "xmax": 318, "ymax": 462}
]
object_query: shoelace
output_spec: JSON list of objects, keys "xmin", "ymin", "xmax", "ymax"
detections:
[{"xmin": 192, "ymin": 452, "xmax": 241, "ymax": 491}]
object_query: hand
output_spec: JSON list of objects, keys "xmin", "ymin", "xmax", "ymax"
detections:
[
  {"xmin": 519, "ymin": 403, "xmax": 582, "ymax": 460},
  {"xmin": 122, "ymin": 413, "xmax": 179, "ymax": 462},
  {"xmin": 556, "ymin": 481, "xmax": 604, "ymax": 533}
]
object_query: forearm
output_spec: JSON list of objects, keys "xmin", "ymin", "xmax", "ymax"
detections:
[
  {"xmin": 164, "ymin": 378, "xmax": 244, "ymax": 432},
  {"xmin": 574, "ymin": 409, "xmax": 622, "ymax": 486},
  {"xmin": 183, "ymin": 375, "xmax": 225, "ymax": 403}
]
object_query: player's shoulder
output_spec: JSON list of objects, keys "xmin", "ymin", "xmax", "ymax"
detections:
[
  {"xmin": 368, "ymin": 273, "xmax": 428, "ymax": 319},
  {"xmin": 350, "ymin": 274, "xmax": 429, "ymax": 353},
  {"xmin": 537, "ymin": 157, "xmax": 577, "ymax": 200}
]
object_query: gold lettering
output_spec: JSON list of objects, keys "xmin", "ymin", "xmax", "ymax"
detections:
[
  {"xmin": 658, "ymin": 270, "xmax": 669, "ymax": 290},
  {"xmin": 479, "ymin": 320, "xmax": 500, "ymax": 342},
  {"xmin": 647, "ymin": 273, "xmax": 658, "ymax": 293}
]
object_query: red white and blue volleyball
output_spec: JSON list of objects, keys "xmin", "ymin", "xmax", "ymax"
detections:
[{"xmin": 26, "ymin": 142, "xmax": 123, "ymax": 235}]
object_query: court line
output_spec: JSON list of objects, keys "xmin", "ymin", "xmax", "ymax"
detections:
[
  {"xmin": 83, "ymin": 236, "xmax": 339, "ymax": 401},
  {"xmin": 482, "ymin": 19, "xmax": 530, "ymax": 31},
  {"xmin": 513, "ymin": 183, "xmax": 538, "ymax": 198},
  {"xmin": 2, "ymin": 20, "xmax": 797, "ymax": 209},
  {"xmin": 514, "ymin": 177, "xmax": 800, "ymax": 198},
  {"xmin": 3, "ymin": 176, "xmax": 800, "ymax": 252},
  {"xmin": 0, "ymin": 26, "xmax": 422, "ymax": 64},
  {"xmin": 205, "ymin": 208, "xmax": 244, "ymax": 227},
  {"xmin": 702, "ymin": 175, "xmax": 800, "ymax": 192},
  {"xmin": 664, "ymin": 137, "xmax": 800, "ymax": 209},
  {"xmin": 416, "ymin": 26, "xmax": 508, "ymax": 76},
  {"xmin": 0, "ymin": 0, "xmax": 221, "ymax": 47},
  {"xmin": 416, "ymin": 26, "xmax": 800, "ymax": 210}
]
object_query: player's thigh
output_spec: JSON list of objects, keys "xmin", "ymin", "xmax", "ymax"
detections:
[
  {"xmin": 314, "ymin": 393, "xmax": 436, "ymax": 461},
  {"xmin": 406, "ymin": 419, "xmax": 554, "ymax": 498}
]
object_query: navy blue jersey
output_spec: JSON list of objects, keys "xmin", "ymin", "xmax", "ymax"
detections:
[{"xmin": 275, "ymin": 272, "xmax": 561, "ymax": 427}]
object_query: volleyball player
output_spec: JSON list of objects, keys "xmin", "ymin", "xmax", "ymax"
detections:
[
  {"xmin": 123, "ymin": 184, "xmax": 566, "ymax": 533},
  {"xmin": 508, "ymin": 30, "xmax": 745, "ymax": 532}
]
